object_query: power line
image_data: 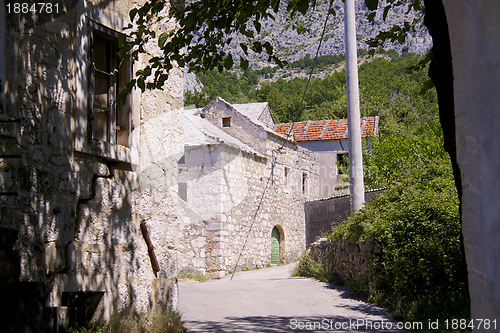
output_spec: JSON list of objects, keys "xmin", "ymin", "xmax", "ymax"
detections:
[{"xmin": 230, "ymin": 0, "xmax": 334, "ymax": 279}]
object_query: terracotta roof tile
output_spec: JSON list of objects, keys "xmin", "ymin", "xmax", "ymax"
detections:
[{"xmin": 274, "ymin": 116, "xmax": 379, "ymax": 142}]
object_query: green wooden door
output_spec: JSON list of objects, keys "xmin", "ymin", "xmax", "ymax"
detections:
[{"xmin": 271, "ymin": 227, "xmax": 280, "ymax": 264}]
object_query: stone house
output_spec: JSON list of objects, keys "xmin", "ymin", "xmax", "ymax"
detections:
[
  {"xmin": 275, "ymin": 117, "xmax": 379, "ymax": 198},
  {"xmin": 0, "ymin": 1, "xmax": 184, "ymax": 331},
  {"xmin": 177, "ymin": 98, "xmax": 319, "ymax": 278}
]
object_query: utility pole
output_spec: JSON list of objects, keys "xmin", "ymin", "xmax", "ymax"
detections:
[{"xmin": 344, "ymin": 0, "xmax": 365, "ymax": 212}]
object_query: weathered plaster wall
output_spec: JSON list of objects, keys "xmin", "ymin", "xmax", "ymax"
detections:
[
  {"xmin": 0, "ymin": 1, "xmax": 183, "ymax": 330},
  {"xmin": 178, "ymin": 144, "xmax": 224, "ymax": 217},
  {"xmin": 443, "ymin": 0, "xmax": 500, "ymax": 323},
  {"xmin": 299, "ymin": 139, "xmax": 349, "ymax": 198}
]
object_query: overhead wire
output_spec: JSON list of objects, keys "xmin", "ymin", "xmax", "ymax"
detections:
[{"xmin": 230, "ymin": 0, "xmax": 335, "ymax": 279}]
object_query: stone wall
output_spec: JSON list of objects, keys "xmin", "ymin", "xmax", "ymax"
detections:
[
  {"xmin": 0, "ymin": 1, "xmax": 183, "ymax": 331},
  {"xmin": 177, "ymin": 130, "xmax": 319, "ymax": 278},
  {"xmin": 305, "ymin": 188, "xmax": 385, "ymax": 247},
  {"xmin": 308, "ymin": 236, "xmax": 379, "ymax": 288},
  {"xmin": 202, "ymin": 98, "xmax": 269, "ymax": 155}
]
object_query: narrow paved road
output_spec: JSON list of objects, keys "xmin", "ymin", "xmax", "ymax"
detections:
[{"xmin": 178, "ymin": 264, "xmax": 409, "ymax": 332}]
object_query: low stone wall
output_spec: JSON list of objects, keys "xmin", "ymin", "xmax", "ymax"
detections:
[
  {"xmin": 308, "ymin": 237, "xmax": 381, "ymax": 288},
  {"xmin": 304, "ymin": 188, "xmax": 385, "ymax": 247}
]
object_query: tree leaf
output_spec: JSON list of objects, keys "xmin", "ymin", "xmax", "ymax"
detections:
[
  {"xmin": 365, "ymin": 0, "xmax": 379, "ymax": 11},
  {"xmin": 254, "ymin": 20, "xmax": 261, "ymax": 33},
  {"xmin": 129, "ymin": 8, "xmax": 138, "ymax": 22},
  {"xmin": 158, "ymin": 32, "xmax": 169, "ymax": 48},
  {"xmin": 240, "ymin": 43, "xmax": 248, "ymax": 55},
  {"xmin": 137, "ymin": 78, "xmax": 145, "ymax": 91},
  {"xmin": 263, "ymin": 41, "xmax": 273, "ymax": 55},
  {"xmin": 240, "ymin": 57, "xmax": 249, "ymax": 70},
  {"xmin": 253, "ymin": 41, "xmax": 263, "ymax": 53},
  {"xmin": 224, "ymin": 54, "xmax": 233, "ymax": 70},
  {"xmin": 383, "ymin": 5, "xmax": 392, "ymax": 21}
]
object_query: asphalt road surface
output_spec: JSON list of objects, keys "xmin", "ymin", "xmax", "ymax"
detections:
[{"xmin": 178, "ymin": 263, "xmax": 410, "ymax": 332}]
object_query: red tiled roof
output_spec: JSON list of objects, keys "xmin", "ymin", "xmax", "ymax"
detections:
[{"xmin": 274, "ymin": 116, "xmax": 379, "ymax": 141}]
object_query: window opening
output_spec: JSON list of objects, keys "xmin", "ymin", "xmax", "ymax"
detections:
[
  {"xmin": 222, "ymin": 117, "xmax": 231, "ymax": 127},
  {"xmin": 284, "ymin": 166, "xmax": 290, "ymax": 190},
  {"xmin": 337, "ymin": 153, "xmax": 348, "ymax": 174},
  {"xmin": 90, "ymin": 25, "xmax": 131, "ymax": 146},
  {"xmin": 302, "ymin": 172, "xmax": 308, "ymax": 195}
]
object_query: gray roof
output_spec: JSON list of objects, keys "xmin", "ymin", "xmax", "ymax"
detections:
[
  {"xmin": 183, "ymin": 108, "xmax": 265, "ymax": 158},
  {"xmin": 209, "ymin": 98, "xmax": 288, "ymax": 140},
  {"xmin": 231, "ymin": 102, "xmax": 268, "ymax": 123}
]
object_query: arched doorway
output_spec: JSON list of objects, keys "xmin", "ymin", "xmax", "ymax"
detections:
[{"xmin": 271, "ymin": 226, "xmax": 280, "ymax": 264}]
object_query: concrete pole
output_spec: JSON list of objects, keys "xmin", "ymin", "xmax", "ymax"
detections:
[{"xmin": 344, "ymin": 0, "xmax": 365, "ymax": 212}]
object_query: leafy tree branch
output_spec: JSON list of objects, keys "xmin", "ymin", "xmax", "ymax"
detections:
[{"xmin": 117, "ymin": 0, "xmax": 425, "ymax": 104}]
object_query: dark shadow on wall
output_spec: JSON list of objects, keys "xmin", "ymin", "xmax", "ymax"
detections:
[
  {"xmin": 423, "ymin": 0, "xmax": 469, "ymax": 311},
  {"xmin": 0, "ymin": 0, "xmax": 154, "ymax": 330}
]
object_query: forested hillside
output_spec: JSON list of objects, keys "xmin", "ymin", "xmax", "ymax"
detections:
[{"xmin": 186, "ymin": 52, "xmax": 438, "ymax": 134}]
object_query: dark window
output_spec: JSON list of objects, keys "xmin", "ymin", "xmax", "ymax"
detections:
[
  {"xmin": 337, "ymin": 153, "xmax": 349, "ymax": 174},
  {"xmin": 302, "ymin": 172, "xmax": 308, "ymax": 194},
  {"xmin": 284, "ymin": 167, "xmax": 290, "ymax": 190},
  {"xmin": 222, "ymin": 117, "xmax": 231, "ymax": 127},
  {"xmin": 90, "ymin": 26, "xmax": 131, "ymax": 146}
]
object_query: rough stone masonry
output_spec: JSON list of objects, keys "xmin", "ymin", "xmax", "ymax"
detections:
[{"xmin": 0, "ymin": 1, "xmax": 184, "ymax": 331}]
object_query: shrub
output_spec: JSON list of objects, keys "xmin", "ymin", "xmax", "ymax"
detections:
[
  {"xmin": 329, "ymin": 160, "xmax": 469, "ymax": 320},
  {"xmin": 292, "ymin": 251, "xmax": 331, "ymax": 283}
]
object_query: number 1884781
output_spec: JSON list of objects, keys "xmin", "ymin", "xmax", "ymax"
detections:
[
  {"xmin": 445, "ymin": 319, "xmax": 497, "ymax": 330},
  {"xmin": 6, "ymin": 3, "xmax": 59, "ymax": 14}
]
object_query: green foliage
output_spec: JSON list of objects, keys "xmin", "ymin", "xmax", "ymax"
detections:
[
  {"xmin": 326, "ymin": 159, "xmax": 469, "ymax": 320},
  {"xmin": 363, "ymin": 119, "xmax": 446, "ymax": 190},
  {"xmin": 178, "ymin": 271, "xmax": 207, "ymax": 281},
  {"xmin": 187, "ymin": 53, "xmax": 438, "ymax": 126},
  {"xmin": 294, "ymin": 85, "xmax": 468, "ymax": 320},
  {"xmin": 185, "ymin": 68, "xmax": 260, "ymax": 107},
  {"xmin": 121, "ymin": 0, "xmax": 424, "ymax": 99},
  {"xmin": 292, "ymin": 252, "xmax": 332, "ymax": 283}
]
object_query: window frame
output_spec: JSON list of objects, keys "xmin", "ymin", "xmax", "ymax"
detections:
[
  {"xmin": 336, "ymin": 152, "xmax": 349, "ymax": 175},
  {"xmin": 222, "ymin": 117, "xmax": 231, "ymax": 127},
  {"xmin": 74, "ymin": 8, "xmax": 133, "ymax": 162},
  {"xmin": 284, "ymin": 166, "xmax": 290, "ymax": 191},
  {"xmin": 302, "ymin": 172, "xmax": 308, "ymax": 195}
]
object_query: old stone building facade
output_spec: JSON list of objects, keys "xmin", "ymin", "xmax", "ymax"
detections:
[
  {"xmin": 0, "ymin": 1, "xmax": 183, "ymax": 331},
  {"xmin": 178, "ymin": 98, "xmax": 319, "ymax": 278}
]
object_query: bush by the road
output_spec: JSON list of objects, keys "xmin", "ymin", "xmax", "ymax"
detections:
[{"xmin": 296, "ymin": 159, "xmax": 470, "ymax": 321}]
